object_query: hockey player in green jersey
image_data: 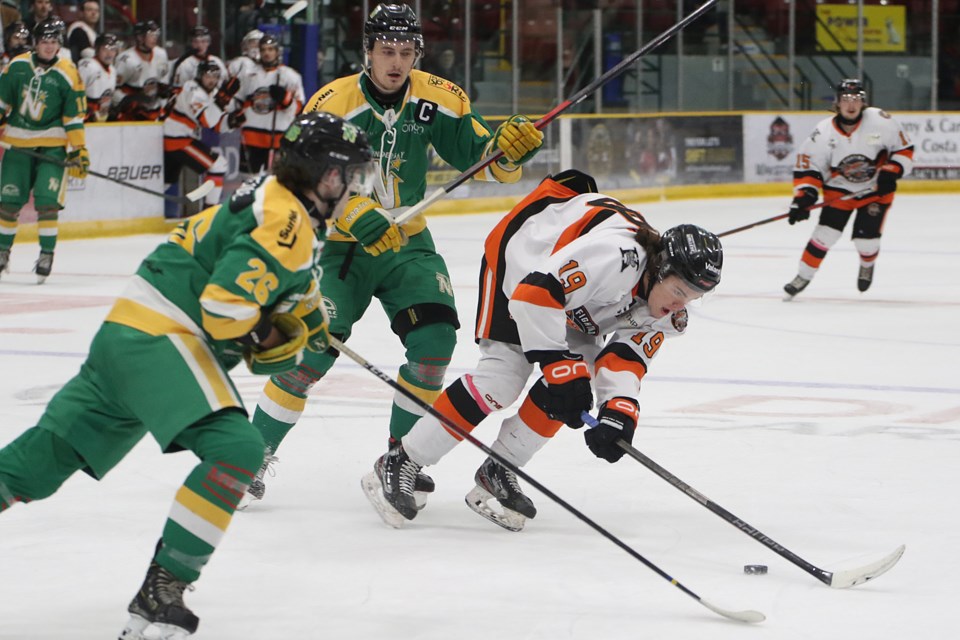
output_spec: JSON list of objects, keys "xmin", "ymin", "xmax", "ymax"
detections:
[
  {"xmin": 0, "ymin": 17, "xmax": 89, "ymax": 283},
  {"xmin": 246, "ymin": 3, "xmax": 544, "ymax": 506},
  {"xmin": 0, "ymin": 111, "xmax": 374, "ymax": 639}
]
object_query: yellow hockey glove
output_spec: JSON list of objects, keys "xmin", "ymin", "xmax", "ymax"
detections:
[
  {"xmin": 67, "ymin": 146, "xmax": 90, "ymax": 180},
  {"xmin": 243, "ymin": 313, "xmax": 308, "ymax": 375},
  {"xmin": 491, "ymin": 115, "xmax": 543, "ymax": 165},
  {"xmin": 334, "ymin": 196, "xmax": 404, "ymax": 257},
  {"xmin": 273, "ymin": 281, "xmax": 332, "ymax": 353}
]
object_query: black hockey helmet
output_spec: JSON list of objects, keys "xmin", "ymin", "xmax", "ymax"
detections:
[
  {"xmin": 656, "ymin": 224, "xmax": 723, "ymax": 293},
  {"xmin": 33, "ymin": 16, "xmax": 65, "ymax": 44},
  {"xmin": 190, "ymin": 25, "xmax": 211, "ymax": 39},
  {"xmin": 275, "ymin": 112, "xmax": 375, "ymax": 213},
  {"xmin": 363, "ymin": 3, "xmax": 424, "ymax": 54},
  {"xmin": 196, "ymin": 59, "xmax": 221, "ymax": 83},
  {"xmin": 4, "ymin": 21, "xmax": 32, "ymax": 53},
  {"xmin": 835, "ymin": 78, "xmax": 867, "ymax": 102},
  {"xmin": 95, "ymin": 33, "xmax": 120, "ymax": 50},
  {"xmin": 133, "ymin": 20, "xmax": 161, "ymax": 37}
]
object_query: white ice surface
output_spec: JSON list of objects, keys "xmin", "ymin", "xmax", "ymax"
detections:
[{"xmin": 1, "ymin": 194, "xmax": 957, "ymax": 639}]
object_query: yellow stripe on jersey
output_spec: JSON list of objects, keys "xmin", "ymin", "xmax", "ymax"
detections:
[
  {"xmin": 408, "ymin": 69, "xmax": 474, "ymax": 116},
  {"xmin": 397, "ymin": 375, "xmax": 442, "ymax": 404},
  {"xmin": 106, "ymin": 298, "xmax": 194, "ymax": 336},
  {"xmin": 303, "ymin": 74, "xmax": 367, "ymax": 116},
  {"xmin": 257, "ymin": 379, "xmax": 309, "ymax": 424},
  {"xmin": 167, "ymin": 333, "xmax": 242, "ymax": 410},
  {"xmin": 199, "ymin": 283, "xmax": 262, "ymax": 340},
  {"xmin": 249, "ymin": 177, "xmax": 316, "ymax": 274}
]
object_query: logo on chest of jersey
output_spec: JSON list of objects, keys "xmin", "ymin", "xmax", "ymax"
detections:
[
  {"xmin": 837, "ymin": 154, "xmax": 876, "ymax": 183},
  {"xmin": 401, "ymin": 121, "xmax": 424, "ymax": 135},
  {"xmin": 566, "ymin": 306, "xmax": 599, "ymax": 335}
]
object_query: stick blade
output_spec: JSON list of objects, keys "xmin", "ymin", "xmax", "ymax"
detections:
[
  {"xmin": 699, "ymin": 598, "xmax": 766, "ymax": 624},
  {"xmin": 283, "ymin": 0, "xmax": 308, "ymax": 21},
  {"xmin": 829, "ymin": 544, "xmax": 906, "ymax": 589},
  {"xmin": 185, "ymin": 180, "xmax": 215, "ymax": 202}
]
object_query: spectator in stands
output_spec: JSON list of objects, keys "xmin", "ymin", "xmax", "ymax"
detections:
[
  {"xmin": 22, "ymin": 0, "xmax": 52, "ymax": 31},
  {"xmin": 423, "ymin": 45, "xmax": 475, "ymax": 101},
  {"xmin": 66, "ymin": 0, "xmax": 98, "ymax": 61},
  {"xmin": 0, "ymin": 20, "xmax": 30, "ymax": 71}
]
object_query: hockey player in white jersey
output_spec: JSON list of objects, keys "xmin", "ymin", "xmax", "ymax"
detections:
[
  {"xmin": 112, "ymin": 20, "xmax": 170, "ymax": 121},
  {"xmin": 235, "ymin": 33, "xmax": 305, "ymax": 175},
  {"xmin": 78, "ymin": 33, "xmax": 119, "ymax": 122},
  {"xmin": 362, "ymin": 170, "xmax": 723, "ymax": 531},
  {"xmin": 784, "ymin": 79, "xmax": 913, "ymax": 297},
  {"xmin": 227, "ymin": 29, "xmax": 263, "ymax": 83},
  {"xmin": 169, "ymin": 25, "xmax": 228, "ymax": 90},
  {"xmin": 163, "ymin": 60, "xmax": 244, "ymax": 210}
]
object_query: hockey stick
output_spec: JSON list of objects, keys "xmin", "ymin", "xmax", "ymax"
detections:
[
  {"xmin": 716, "ymin": 187, "xmax": 875, "ymax": 238},
  {"xmin": 329, "ymin": 337, "xmax": 763, "ymax": 623},
  {"xmin": 581, "ymin": 413, "xmax": 905, "ymax": 588},
  {"xmin": 0, "ymin": 141, "xmax": 214, "ymax": 205},
  {"xmin": 394, "ymin": 0, "xmax": 719, "ymax": 225}
]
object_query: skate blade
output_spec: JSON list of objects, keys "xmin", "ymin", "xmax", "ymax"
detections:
[
  {"xmin": 464, "ymin": 485, "xmax": 527, "ymax": 532},
  {"xmin": 236, "ymin": 491, "xmax": 257, "ymax": 511},
  {"xmin": 360, "ymin": 471, "xmax": 408, "ymax": 529},
  {"xmin": 414, "ymin": 490, "xmax": 429, "ymax": 510},
  {"xmin": 118, "ymin": 614, "xmax": 151, "ymax": 640},
  {"xmin": 119, "ymin": 615, "xmax": 193, "ymax": 640}
]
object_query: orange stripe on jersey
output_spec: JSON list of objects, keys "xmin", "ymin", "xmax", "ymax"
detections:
[
  {"xmin": 551, "ymin": 205, "xmax": 608, "ymax": 255},
  {"xmin": 511, "ymin": 282, "xmax": 564, "ymax": 310},
  {"xmin": 595, "ymin": 350, "xmax": 648, "ymax": 381},
  {"xmin": 517, "ymin": 394, "xmax": 564, "ymax": 438},
  {"xmin": 476, "ymin": 263, "xmax": 496, "ymax": 340},
  {"xmin": 242, "ymin": 129, "xmax": 280, "ymax": 149},
  {"xmin": 433, "ymin": 391, "xmax": 478, "ymax": 441}
]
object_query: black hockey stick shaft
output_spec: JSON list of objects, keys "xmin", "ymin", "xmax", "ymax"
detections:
[
  {"xmin": 717, "ymin": 188, "xmax": 874, "ymax": 238},
  {"xmin": 329, "ymin": 336, "xmax": 763, "ymax": 623},
  {"xmin": 0, "ymin": 141, "xmax": 194, "ymax": 205},
  {"xmin": 395, "ymin": 0, "xmax": 719, "ymax": 225}
]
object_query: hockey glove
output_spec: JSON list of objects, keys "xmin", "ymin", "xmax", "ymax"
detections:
[
  {"xmin": 226, "ymin": 110, "xmax": 246, "ymax": 130},
  {"xmin": 243, "ymin": 313, "xmax": 309, "ymax": 375},
  {"xmin": 67, "ymin": 146, "xmax": 90, "ymax": 180},
  {"xmin": 489, "ymin": 115, "xmax": 543, "ymax": 166},
  {"xmin": 787, "ymin": 188, "xmax": 818, "ymax": 225},
  {"xmin": 875, "ymin": 164, "xmax": 901, "ymax": 196},
  {"xmin": 584, "ymin": 397, "xmax": 640, "ymax": 463},
  {"xmin": 540, "ymin": 351, "xmax": 593, "ymax": 428},
  {"xmin": 268, "ymin": 84, "xmax": 292, "ymax": 109},
  {"xmin": 215, "ymin": 76, "xmax": 241, "ymax": 108},
  {"xmin": 335, "ymin": 196, "xmax": 405, "ymax": 257},
  {"xmin": 287, "ymin": 281, "xmax": 332, "ymax": 353}
]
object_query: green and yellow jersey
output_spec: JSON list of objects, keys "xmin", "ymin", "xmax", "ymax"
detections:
[
  {"xmin": 105, "ymin": 175, "xmax": 323, "ymax": 364},
  {"xmin": 304, "ymin": 69, "xmax": 519, "ymax": 241},
  {"xmin": 0, "ymin": 52, "xmax": 86, "ymax": 149}
]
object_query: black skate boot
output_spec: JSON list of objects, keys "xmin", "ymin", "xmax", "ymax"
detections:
[
  {"xmin": 465, "ymin": 456, "xmax": 536, "ymax": 532},
  {"xmin": 33, "ymin": 251, "xmax": 53, "ymax": 284},
  {"xmin": 857, "ymin": 265, "xmax": 874, "ymax": 292},
  {"xmin": 361, "ymin": 445, "xmax": 422, "ymax": 527},
  {"xmin": 783, "ymin": 274, "xmax": 810, "ymax": 300},
  {"xmin": 388, "ymin": 436, "xmax": 434, "ymax": 508},
  {"xmin": 239, "ymin": 447, "xmax": 278, "ymax": 510},
  {"xmin": 0, "ymin": 248, "xmax": 9, "ymax": 280},
  {"xmin": 118, "ymin": 561, "xmax": 199, "ymax": 640}
]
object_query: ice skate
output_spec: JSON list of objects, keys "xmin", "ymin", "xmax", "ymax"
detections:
[
  {"xmin": 783, "ymin": 274, "xmax": 810, "ymax": 300},
  {"xmin": 857, "ymin": 264, "xmax": 874, "ymax": 292},
  {"xmin": 361, "ymin": 445, "xmax": 421, "ymax": 528},
  {"xmin": 388, "ymin": 436, "xmax": 434, "ymax": 509},
  {"xmin": 465, "ymin": 457, "xmax": 536, "ymax": 532},
  {"xmin": 118, "ymin": 561, "xmax": 199, "ymax": 640},
  {"xmin": 238, "ymin": 447, "xmax": 278, "ymax": 510},
  {"xmin": 33, "ymin": 251, "xmax": 53, "ymax": 284},
  {"xmin": 0, "ymin": 248, "xmax": 9, "ymax": 280}
]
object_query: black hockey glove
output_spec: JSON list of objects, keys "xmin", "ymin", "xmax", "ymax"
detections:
[
  {"xmin": 584, "ymin": 397, "xmax": 639, "ymax": 463},
  {"xmin": 215, "ymin": 76, "xmax": 241, "ymax": 108},
  {"xmin": 268, "ymin": 84, "xmax": 290, "ymax": 109},
  {"xmin": 875, "ymin": 164, "xmax": 901, "ymax": 196},
  {"xmin": 787, "ymin": 189, "xmax": 818, "ymax": 225},
  {"xmin": 539, "ymin": 351, "xmax": 593, "ymax": 428},
  {"xmin": 156, "ymin": 83, "xmax": 173, "ymax": 100},
  {"xmin": 227, "ymin": 110, "xmax": 246, "ymax": 130}
]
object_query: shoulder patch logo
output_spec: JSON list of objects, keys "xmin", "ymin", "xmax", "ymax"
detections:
[
  {"xmin": 620, "ymin": 247, "xmax": 639, "ymax": 271},
  {"xmin": 277, "ymin": 210, "xmax": 299, "ymax": 248}
]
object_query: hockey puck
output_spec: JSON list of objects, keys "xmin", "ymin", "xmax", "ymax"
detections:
[{"xmin": 743, "ymin": 564, "xmax": 768, "ymax": 575}]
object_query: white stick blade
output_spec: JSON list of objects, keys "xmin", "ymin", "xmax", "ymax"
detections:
[
  {"xmin": 283, "ymin": 0, "xmax": 308, "ymax": 21},
  {"xmin": 185, "ymin": 180, "xmax": 215, "ymax": 202},
  {"xmin": 829, "ymin": 544, "xmax": 906, "ymax": 589},
  {"xmin": 700, "ymin": 599, "xmax": 766, "ymax": 624}
]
